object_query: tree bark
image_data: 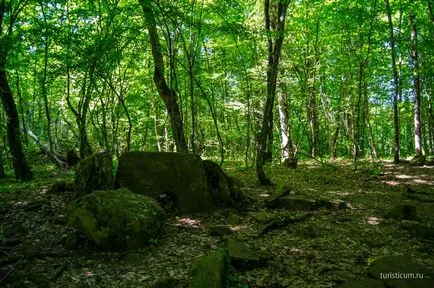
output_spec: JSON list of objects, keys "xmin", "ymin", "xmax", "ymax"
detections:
[
  {"xmin": 0, "ymin": 69, "xmax": 32, "ymax": 180},
  {"xmin": 139, "ymin": 0, "xmax": 188, "ymax": 153},
  {"xmin": 277, "ymin": 82, "xmax": 294, "ymax": 163},
  {"xmin": 384, "ymin": 0, "xmax": 400, "ymax": 163},
  {"xmin": 0, "ymin": 0, "xmax": 32, "ymax": 181},
  {"xmin": 256, "ymin": 0, "xmax": 289, "ymax": 185},
  {"xmin": 410, "ymin": 11, "xmax": 422, "ymax": 156}
]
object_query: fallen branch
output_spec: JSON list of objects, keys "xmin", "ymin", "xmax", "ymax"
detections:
[
  {"xmin": 0, "ymin": 256, "xmax": 24, "ymax": 284},
  {"xmin": 255, "ymin": 212, "xmax": 314, "ymax": 238},
  {"xmin": 26, "ymin": 128, "xmax": 67, "ymax": 169}
]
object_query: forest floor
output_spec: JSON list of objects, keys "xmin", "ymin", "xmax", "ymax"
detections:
[{"xmin": 0, "ymin": 155, "xmax": 433, "ymax": 288}]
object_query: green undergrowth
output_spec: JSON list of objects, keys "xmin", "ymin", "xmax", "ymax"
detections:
[{"xmin": 1, "ymin": 158, "xmax": 433, "ymax": 288}]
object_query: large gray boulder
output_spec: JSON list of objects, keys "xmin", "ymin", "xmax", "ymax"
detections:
[
  {"xmin": 114, "ymin": 152, "xmax": 213, "ymax": 214},
  {"xmin": 68, "ymin": 188, "xmax": 164, "ymax": 251},
  {"xmin": 74, "ymin": 151, "xmax": 113, "ymax": 197}
]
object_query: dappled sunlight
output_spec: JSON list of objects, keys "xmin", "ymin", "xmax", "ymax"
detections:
[
  {"xmin": 395, "ymin": 174, "xmax": 413, "ymax": 179},
  {"xmin": 383, "ymin": 180, "xmax": 400, "ymax": 186},
  {"xmin": 366, "ymin": 217, "xmax": 381, "ymax": 225},
  {"xmin": 175, "ymin": 217, "xmax": 202, "ymax": 228},
  {"xmin": 229, "ymin": 225, "xmax": 248, "ymax": 231},
  {"xmin": 327, "ymin": 191, "xmax": 350, "ymax": 197}
]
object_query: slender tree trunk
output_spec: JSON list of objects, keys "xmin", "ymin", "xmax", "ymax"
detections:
[
  {"xmin": 40, "ymin": 2, "xmax": 53, "ymax": 151},
  {"xmin": 0, "ymin": 149, "xmax": 5, "ymax": 178},
  {"xmin": 256, "ymin": 0, "xmax": 289, "ymax": 185},
  {"xmin": 384, "ymin": 0, "xmax": 400, "ymax": 163},
  {"xmin": 139, "ymin": 0, "xmax": 188, "ymax": 153},
  {"xmin": 277, "ymin": 83, "xmax": 294, "ymax": 163},
  {"xmin": 0, "ymin": 69, "xmax": 32, "ymax": 180},
  {"xmin": 410, "ymin": 11, "xmax": 422, "ymax": 156}
]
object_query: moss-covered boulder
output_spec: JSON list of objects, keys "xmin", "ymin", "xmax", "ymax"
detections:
[
  {"xmin": 74, "ymin": 151, "xmax": 113, "ymax": 197},
  {"xmin": 203, "ymin": 160, "xmax": 246, "ymax": 208},
  {"xmin": 369, "ymin": 255, "xmax": 434, "ymax": 288},
  {"xmin": 189, "ymin": 248, "xmax": 228, "ymax": 288},
  {"xmin": 68, "ymin": 188, "xmax": 164, "ymax": 251},
  {"xmin": 114, "ymin": 152, "xmax": 213, "ymax": 214}
]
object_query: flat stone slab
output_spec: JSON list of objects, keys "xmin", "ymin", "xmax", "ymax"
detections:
[
  {"xmin": 189, "ymin": 248, "xmax": 228, "ymax": 288},
  {"xmin": 114, "ymin": 152, "xmax": 213, "ymax": 214}
]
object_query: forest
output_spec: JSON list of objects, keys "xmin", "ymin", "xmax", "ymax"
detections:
[{"xmin": 0, "ymin": 0, "xmax": 434, "ymax": 287}]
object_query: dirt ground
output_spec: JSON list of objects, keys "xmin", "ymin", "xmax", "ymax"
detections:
[{"xmin": 1, "ymin": 158, "xmax": 433, "ymax": 287}]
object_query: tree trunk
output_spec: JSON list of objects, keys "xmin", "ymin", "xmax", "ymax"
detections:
[
  {"xmin": 277, "ymin": 84, "xmax": 294, "ymax": 163},
  {"xmin": 256, "ymin": 0, "xmax": 289, "ymax": 185},
  {"xmin": 0, "ymin": 69, "xmax": 32, "ymax": 180},
  {"xmin": 384, "ymin": 0, "xmax": 400, "ymax": 163},
  {"xmin": 139, "ymin": 0, "xmax": 188, "ymax": 153},
  {"xmin": 0, "ymin": 147, "xmax": 5, "ymax": 178},
  {"xmin": 410, "ymin": 11, "xmax": 422, "ymax": 156}
]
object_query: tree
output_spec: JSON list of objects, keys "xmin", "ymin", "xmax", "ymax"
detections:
[
  {"xmin": 410, "ymin": 10, "xmax": 422, "ymax": 156},
  {"xmin": 0, "ymin": 0, "xmax": 32, "ymax": 180},
  {"xmin": 256, "ymin": 0, "xmax": 289, "ymax": 185},
  {"xmin": 384, "ymin": 0, "xmax": 400, "ymax": 163},
  {"xmin": 138, "ymin": 0, "xmax": 188, "ymax": 153}
]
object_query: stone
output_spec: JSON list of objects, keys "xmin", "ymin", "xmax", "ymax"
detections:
[
  {"xmin": 74, "ymin": 151, "xmax": 113, "ymax": 198},
  {"xmin": 339, "ymin": 279, "xmax": 385, "ymax": 288},
  {"xmin": 68, "ymin": 188, "xmax": 164, "ymax": 251},
  {"xmin": 208, "ymin": 225, "xmax": 233, "ymax": 237},
  {"xmin": 385, "ymin": 204, "xmax": 418, "ymax": 221},
  {"xmin": 115, "ymin": 152, "xmax": 213, "ymax": 214},
  {"xmin": 189, "ymin": 248, "xmax": 228, "ymax": 288},
  {"xmin": 369, "ymin": 255, "xmax": 434, "ymax": 288},
  {"xmin": 203, "ymin": 160, "xmax": 245, "ymax": 207},
  {"xmin": 224, "ymin": 238, "xmax": 263, "ymax": 270}
]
